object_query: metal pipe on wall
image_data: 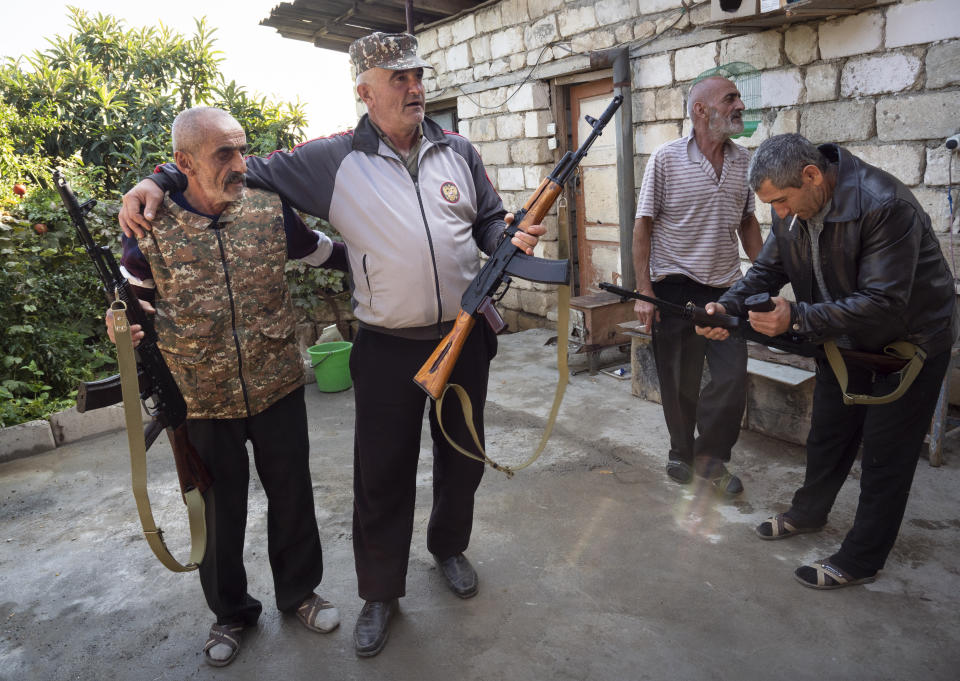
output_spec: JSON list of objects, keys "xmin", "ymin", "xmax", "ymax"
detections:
[{"xmin": 590, "ymin": 47, "xmax": 636, "ymax": 290}]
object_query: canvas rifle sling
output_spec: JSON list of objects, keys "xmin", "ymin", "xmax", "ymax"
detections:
[
  {"xmin": 112, "ymin": 298, "xmax": 206, "ymax": 572},
  {"xmin": 436, "ymin": 203, "xmax": 571, "ymax": 477},
  {"xmin": 823, "ymin": 339, "xmax": 926, "ymax": 405}
]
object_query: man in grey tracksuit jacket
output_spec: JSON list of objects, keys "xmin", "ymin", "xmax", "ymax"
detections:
[{"xmin": 120, "ymin": 32, "xmax": 544, "ymax": 658}]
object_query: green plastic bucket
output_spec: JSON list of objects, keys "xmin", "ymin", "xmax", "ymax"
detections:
[{"xmin": 307, "ymin": 341, "xmax": 353, "ymax": 392}]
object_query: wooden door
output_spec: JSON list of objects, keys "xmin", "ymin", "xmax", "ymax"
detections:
[{"xmin": 570, "ymin": 79, "xmax": 621, "ymax": 293}]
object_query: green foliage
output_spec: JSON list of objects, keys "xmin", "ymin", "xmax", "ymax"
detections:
[
  {"xmin": 0, "ymin": 167, "xmax": 117, "ymax": 427},
  {"xmin": 285, "ymin": 216, "xmax": 349, "ymax": 321},
  {"xmin": 0, "ymin": 7, "xmax": 307, "ymax": 193},
  {"xmin": 0, "ymin": 8, "xmax": 331, "ymax": 427}
]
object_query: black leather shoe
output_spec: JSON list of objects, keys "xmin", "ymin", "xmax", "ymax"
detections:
[
  {"xmin": 435, "ymin": 553, "xmax": 479, "ymax": 599},
  {"xmin": 665, "ymin": 459, "xmax": 693, "ymax": 484},
  {"xmin": 353, "ymin": 599, "xmax": 397, "ymax": 658}
]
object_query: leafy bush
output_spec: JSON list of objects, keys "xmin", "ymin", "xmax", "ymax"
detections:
[
  {"xmin": 0, "ymin": 166, "xmax": 117, "ymax": 427},
  {"xmin": 0, "ymin": 9, "xmax": 346, "ymax": 427},
  {"xmin": 0, "ymin": 8, "xmax": 309, "ymax": 193}
]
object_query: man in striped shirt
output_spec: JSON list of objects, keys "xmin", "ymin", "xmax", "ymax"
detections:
[{"xmin": 632, "ymin": 76, "xmax": 762, "ymax": 496}]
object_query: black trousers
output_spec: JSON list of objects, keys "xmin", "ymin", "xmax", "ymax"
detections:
[
  {"xmin": 349, "ymin": 325, "xmax": 495, "ymax": 601},
  {"xmin": 188, "ymin": 386, "xmax": 324, "ymax": 626},
  {"xmin": 651, "ymin": 276, "xmax": 748, "ymax": 464},
  {"xmin": 787, "ymin": 349, "xmax": 950, "ymax": 577}
]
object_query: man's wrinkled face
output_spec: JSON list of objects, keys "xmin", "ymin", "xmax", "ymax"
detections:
[
  {"xmin": 755, "ymin": 168, "xmax": 827, "ymax": 221},
  {"xmin": 188, "ymin": 122, "xmax": 247, "ymax": 211},
  {"xmin": 705, "ymin": 80, "xmax": 745, "ymax": 136},
  {"xmin": 362, "ymin": 67, "xmax": 425, "ymax": 135}
]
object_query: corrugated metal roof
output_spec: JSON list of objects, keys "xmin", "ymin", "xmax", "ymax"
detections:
[{"xmin": 260, "ymin": 0, "xmax": 489, "ymax": 53}]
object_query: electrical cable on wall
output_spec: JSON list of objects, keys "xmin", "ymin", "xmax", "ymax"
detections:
[{"xmin": 433, "ymin": 0, "xmax": 707, "ymax": 112}]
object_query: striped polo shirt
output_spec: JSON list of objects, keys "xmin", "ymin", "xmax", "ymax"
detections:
[{"xmin": 636, "ymin": 132, "xmax": 754, "ymax": 288}]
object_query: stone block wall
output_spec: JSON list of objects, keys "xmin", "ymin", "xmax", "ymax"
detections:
[{"xmin": 408, "ymin": 0, "xmax": 960, "ymax": 329}]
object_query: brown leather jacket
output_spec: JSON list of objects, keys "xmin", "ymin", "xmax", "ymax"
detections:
[{"xmin": 720, "ymin": 144, "xmax": 957, "ymax": 357}]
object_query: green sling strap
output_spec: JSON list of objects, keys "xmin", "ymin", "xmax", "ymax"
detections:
[
  {"xmin": 112, "ymin": 299, "xmax": 206, "ymax": 572},
  {"xmin": 823, "ymin": 338, "xmax": 927, "ymax": 406}
]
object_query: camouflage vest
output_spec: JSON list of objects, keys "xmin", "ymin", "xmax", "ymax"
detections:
[{"xmin": 138, "ymin": 188, "xmax": 304, "ymax": 419}]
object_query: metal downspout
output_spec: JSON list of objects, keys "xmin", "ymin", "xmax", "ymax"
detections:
[{"xmin": 590, "ymin": 47, "xmax": 635, "ymax": 290}]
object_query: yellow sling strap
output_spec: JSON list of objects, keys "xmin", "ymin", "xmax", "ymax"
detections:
[
  {"xmin": 436, "ymin": 285, "xmax": 570, "ymax": 478},
  {"xmin": 435, "ymin": 201, "xmax": 572, "ymax": 477},
  {"xmin": 823, "ymin": 339, "xmax": 926, "ymax": 406},
  {"xmin": 112, "ymin": 299, "xmax": 206, "ymax": 572}
]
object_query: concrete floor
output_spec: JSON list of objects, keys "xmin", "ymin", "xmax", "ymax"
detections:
[{"xmin": 1, "ymin": 328, "xmax": 958, "ymax": 681}]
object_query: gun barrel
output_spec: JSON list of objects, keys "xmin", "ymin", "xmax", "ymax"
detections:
[
  {"xmin": 598, "ymin": 282, "xmax": 740, "ymax": 330},
  {"xmin": 567, "ymin": 95, "xmax": 623, "ymax": 169}
]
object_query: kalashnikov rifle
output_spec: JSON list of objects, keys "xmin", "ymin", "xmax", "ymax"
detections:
[
  {"xmin": 415, "ymin": 94, "xmax": 624, "ymax": 399},
  {"xmin": 598, "ymin": 282, "xmax": 910, "ymax": 374},
  {"xmin": 55, "ymin": 170, "xmax": 211, "ymax": 571}
]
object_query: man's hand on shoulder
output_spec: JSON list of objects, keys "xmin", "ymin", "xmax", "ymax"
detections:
[
  {"xmin": 504, "ymin": 212, "xmax": 545, "ymax": 256},
  {"xmin": 119, "ymin": 179, "xmax": 166, "ymax": 238}
]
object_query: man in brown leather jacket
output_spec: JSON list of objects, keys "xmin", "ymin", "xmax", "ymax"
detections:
[{"xmin": 698, "ymin": 133, "xmax": 957, "ymax": 590}]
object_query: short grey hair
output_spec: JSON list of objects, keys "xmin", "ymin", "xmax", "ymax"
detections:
[
  {"xmin": 747, "ymin": 133, "xmax": 830, "ymax": 191},
  {"xmin": 171, "ymin": 107, "xmax": 239, "ymax": 155}
]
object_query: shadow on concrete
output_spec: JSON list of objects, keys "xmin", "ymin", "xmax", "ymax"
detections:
[{"xmin": 1, "ymin": 329, "xmax": 958, "ymax": 680}]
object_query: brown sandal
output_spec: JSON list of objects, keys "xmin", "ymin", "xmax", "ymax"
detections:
[
  {"xmin": 203, "ymin": 623, "xmax": 243, "ymax": 667},
  {"xmin": 297, "ymin": 593, "xmax": 340, "ymax": 633},
  {"xmin": 795, "ymin": 559, "xmax": 877, "ymax": 590},
  {"xmin": 756, "ymin": 513, "xmax": 823, "ymax": 540}
]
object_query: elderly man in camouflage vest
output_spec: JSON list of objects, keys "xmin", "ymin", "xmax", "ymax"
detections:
[
  {"xmin": 110, "ymin": 106, "xmax": 346, "ymax": 667},
  {"xmin": 118, "ymin": 33, "xmax": 544, "ymax": 658}
]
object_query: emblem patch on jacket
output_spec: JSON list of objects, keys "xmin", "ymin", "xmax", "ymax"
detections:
[{"xmin": 440, "ymin": 181, "xmax": 460, "ymax": 204}]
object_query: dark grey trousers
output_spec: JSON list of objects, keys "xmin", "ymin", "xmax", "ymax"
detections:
[
  {"xmin": 789, "ymin": 350, "xmax": 950, "ymax": 577},
  {"xmin": 651, "ymin": 276, "xmax": 748, "ymax": 465},
  {"xmin": 189, "ymin": 386, "xmax": 324, "ymax": 626},
  {"xmin": 349, "ymin": 325, "xmax": 496, "ymax": 602}
]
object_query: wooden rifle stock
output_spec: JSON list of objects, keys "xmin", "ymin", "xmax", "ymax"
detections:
[
  {"xmin": 414, "ymin": 310, "xmax": 477, "ymax": 400},
  {"xmin": 169, "ymin": 424, "xmax": 212, "ymax": 496},
  {"xmin": 413, "ymin": 180, "xmax": 564, "ymax": 400}
]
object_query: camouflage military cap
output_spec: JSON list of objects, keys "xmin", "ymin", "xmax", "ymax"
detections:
[{"xmin": 349, "ymin": 32, "xmax": 433, "ymax": 74}]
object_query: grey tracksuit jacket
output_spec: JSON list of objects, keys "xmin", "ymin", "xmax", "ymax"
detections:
[{"xmin": 154, "ymin": 115, "xmax": 507, "ymax": 337}]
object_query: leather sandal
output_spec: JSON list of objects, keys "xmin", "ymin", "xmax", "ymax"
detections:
[
  {"xmin": 297, "ymin": 593, "xmax": 340, "ymax": 633},
  {"xmin": 203, "ymin": 623, "xmax": 243, "ymax": 667},
  {"xmin": 694, "ymin": 460, "xmax": 743, "ymax": 497},
  {"xmin": 756, "ymin": 513, "xmax": 823, "ymax": 540},
  {"xmin": 794, "ymin": 559, "xmax": 877, "ymax": 590}
]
